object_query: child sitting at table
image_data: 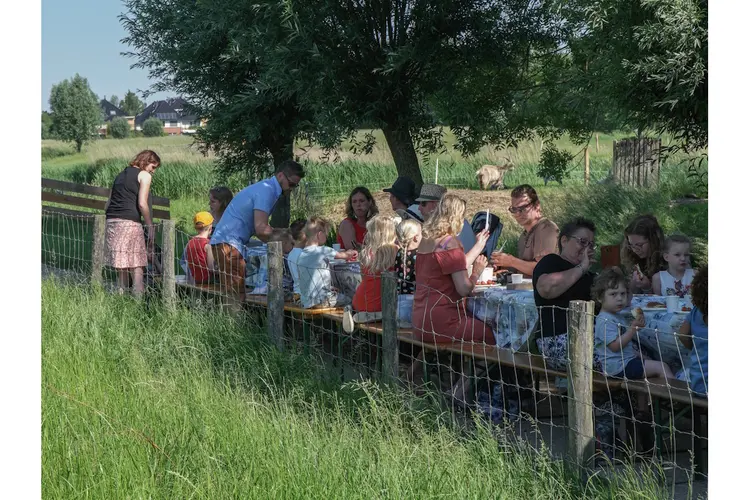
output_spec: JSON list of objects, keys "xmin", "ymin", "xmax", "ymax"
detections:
[
  {"xmin": 678, "ymin": 264, "xmax": 707, "ymax": 396},
  {"xmin": 652, "ymin": 234, "xmax": 694, "ymax": 297},
  {"xmin": 344, "ymin": 215, "xmax": 398, "ymax": 332},
  {"xmin": 287, "ymin": 219, "xmax": 307, "ymax": 302},
  {"xmin": 185, "ymin": 211, "xmax": 216, "ymax": 284},
  {"xmin": 394, "ymin": 218, "xmax": 422, "ymax": 327},
  {"xmin": 593, "ymin": 268, "xmax": 675, "ymax": 381},
  {"xmin": 297, "ymin": 217, "xmax": 357, "ymax": 309}
]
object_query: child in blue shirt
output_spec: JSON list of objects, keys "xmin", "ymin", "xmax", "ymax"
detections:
[
  {"xmin": 593, "ymin": 268, "xmax": 674, "ymax": 380},
  {"xmin": 679, "ymin": 265, "xmax": 708, "ymax": 396}
]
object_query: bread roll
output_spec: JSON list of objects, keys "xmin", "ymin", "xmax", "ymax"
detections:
[{"xmin": 631, "ymin": 307, "xmax": 644, "ymax": 319}]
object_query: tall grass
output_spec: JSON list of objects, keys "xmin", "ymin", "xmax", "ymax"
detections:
[{"xmin": 42, "ymin": 280, "xmax": 673, "ymax": 498}]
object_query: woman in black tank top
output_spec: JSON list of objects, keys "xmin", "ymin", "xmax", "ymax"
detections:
[{"xmin": 104, "ymin": 150, "xmax": 161, "ymax": 296}]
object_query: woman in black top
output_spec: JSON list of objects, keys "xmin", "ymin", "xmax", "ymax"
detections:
[
  {"xmin": 104, "ymin": 150, "xmax": 160, "ymax": 296},
  {"xmin": 532, "ymin": 217, "xmax": 596, "ymax": 371}
]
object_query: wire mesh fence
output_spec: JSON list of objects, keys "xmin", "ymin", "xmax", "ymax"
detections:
[{"xmin": 41, "ymin": 210, "xmax": 708, "ymax": 495}]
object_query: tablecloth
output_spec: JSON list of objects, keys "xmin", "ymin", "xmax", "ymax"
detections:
[{"xmin": 467, "ymin": 287, "xmax": 539, "ymax": 352}]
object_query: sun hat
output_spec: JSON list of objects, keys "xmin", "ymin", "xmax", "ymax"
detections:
[
  {"xmin": 383, "ymin": 177, "xmax": 417, "ymax": 206},
  {"xmin": 415, "ymin": 183, "xmax": 447, "ymax": 202},
  {"xmin": 193, "ymin": 211, "xmax": 214, "ymax": 227}
]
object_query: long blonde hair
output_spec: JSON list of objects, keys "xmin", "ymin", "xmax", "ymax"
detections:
[
  {"xmin": 422, "ymin": 194, "xmax": 466, "ymax": 239},
  {"xmin": 359, "ymin": 215, "xmax": 398, "ymax": 273},
  {"xmin": 396, "ymin": 219, "xmax": 421, "ymax": 250}
]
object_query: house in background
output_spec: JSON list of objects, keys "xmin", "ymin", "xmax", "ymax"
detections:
[
  {"xmin": 135, "ymin": 97, "xmax": 202, "ymax": 135},
  {"xmin": 98, "ymin": 99, "xmax": 135, "ymax": 135}
]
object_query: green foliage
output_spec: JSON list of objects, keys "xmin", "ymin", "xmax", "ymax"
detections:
[
  {"xmin": 142, "ymin": 117, "xmax": 164, "ymax": 137},
  {"xmin": 120, "ymin": 90, "xmax": 145, "ymax": 116},
  {"xmin": 48, "ymin": 74, "xmax": 102, "ymax": 152},
  {"xmin": 537, "ymin": 145, "xmax": 573, "ymax": 185},
  {"xmin": 41, "ymin": 111, "xmax": 56, "ymax": 139},
  {"xmin": 108, "ymin": 117, "xmax": 131, "ymax": 139},
  {"xmin": 109, "ymin": 94, "xmax": 120, "ymax": 108}
]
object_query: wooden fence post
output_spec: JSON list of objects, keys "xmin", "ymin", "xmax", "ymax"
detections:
[
  {"xmin": 380, "ymin": 271, "xmax": 399, "ymax": 384},
  {"xmin": 161, "ymin": 220, "xmax": 176, "ymax": 310},
  {"xmin": 567, "ymin": 300, "xmax": 596, "ymax": 476},
  {"xmin": 267, "ymin": 241, "xmax": 285, "ymax": 351},
  {"xmin": 91, "ymin": 214, "xmax": 106, "ymax": 286},
  {"xmin": 584, "ymin": 147, "xmax": 590, "ymax": 185}
]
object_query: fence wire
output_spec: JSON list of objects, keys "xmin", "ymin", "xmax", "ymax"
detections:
[{"xmin": 42, "ymin": 210, "xmax": 708, "ymax": 497}]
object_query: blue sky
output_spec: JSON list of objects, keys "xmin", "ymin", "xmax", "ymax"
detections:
[{"xmin": 42, "ymin": 0, "xmax": 169, "ymax": 111}]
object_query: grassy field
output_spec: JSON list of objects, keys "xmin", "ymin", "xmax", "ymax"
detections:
[{"xmin": 42, "ymin": 279, "xmax": 675, "ymax": 498}]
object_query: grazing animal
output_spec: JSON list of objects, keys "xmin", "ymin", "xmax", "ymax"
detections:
[{"xmin": 476, "ymin": 162, "xmax": 514, "ymax": 190}]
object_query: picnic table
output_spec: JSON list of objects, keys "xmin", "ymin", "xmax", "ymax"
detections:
[
  {"xmin": 467, "ymin": 286, "xmax": 539, "ymax": 352},
  {"xmin": 627, "ymin": 295, "xmax": 694, "ymax": 375}
]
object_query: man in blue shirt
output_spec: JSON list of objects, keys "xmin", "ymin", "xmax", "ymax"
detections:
[{"xmin": 211, "ymin": 160, "xmax": 305, "ymax": 304}]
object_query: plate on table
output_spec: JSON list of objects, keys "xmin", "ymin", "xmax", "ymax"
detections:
[{"xmin": 641, "ymin": 301, "xmax": 667, "ymax": 312}]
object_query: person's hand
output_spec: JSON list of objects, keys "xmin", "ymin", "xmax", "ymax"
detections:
[
  {"xmin": 475, "ymin": 229, "xmax": 490, "ymax": 249},
  {"xmin": 345, "ymin": 249, "xmax": 358, "ymax": 261},
  {"xmin": 491, "ymin": 252, "xmax": 511, "ymax": 268},
  {"xmin": 472, "ymin": 255, "xmax": 488, "ymax": 276},
  {"xmin": 631, "ymin": 314, "xmax": 646, "ymax": 330},
  {"xmin": 632, "ymin": 270, "xmax": 651, "ymax": 289},
  {"xmin": 578, "ymin": 250, "xmax": 591, "ymax": 272}
]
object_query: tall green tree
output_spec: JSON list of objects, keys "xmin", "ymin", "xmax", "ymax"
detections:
[
  {"xmin": 109, "ymin": 95, "xmax": 121, "ymax": 108},
  {"xmin": 120, "ymin": 90, "xmax": 146, "ymax": 116},
  {"xmin": 48, "ymin": 74, "xmax": 102, "ymax": 152},
  {"xmin": 41, "ymin": 111, "xmax": 55, "ymax": 139}
]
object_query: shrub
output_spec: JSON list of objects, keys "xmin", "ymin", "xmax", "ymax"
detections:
[
  {"xmin": 537, "ymin": 144, "xmax": 573, "ymax": 185},
  {"xmin": 108, "ymin": 117, "xmax": 130, "ymax": 139},
  {"xmin": 142, "ymin": 118, "xmax": 165, "ymax": 137}
]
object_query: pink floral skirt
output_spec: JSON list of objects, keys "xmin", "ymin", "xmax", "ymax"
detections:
[{"xmin": 105, "ymin": 219, "xmax": 147, "ymax": 269}]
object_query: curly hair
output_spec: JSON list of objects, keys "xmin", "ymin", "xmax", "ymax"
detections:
[
  {"xmin": 621, "ymin": 215, "xmax": 665, "ymax": 277},
  {"xmin": 691, "ymin": 264, "xmax": 708, "ymax": 323},
  {"xmin": 591, "ymin": 267, "xmax": 629, "ymax": 304},
  {"xmin": 359, "ymin": 215, "xmax": 398, "ymax": 273},
  {"xmin": 130, "ymin": 150, "xmax": 161, "ymax": 170},
  {"xmin": 345, "ymin": 187, "xmax": 379, "ymax": 221},
  {"xmin": 422, "ymin": 194, "xmax": 466, "ymax": 240}
]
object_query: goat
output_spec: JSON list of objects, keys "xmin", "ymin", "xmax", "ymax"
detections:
[{"xmin": 476, "ymin": 161, "xmax": 514, "ymax": 190}]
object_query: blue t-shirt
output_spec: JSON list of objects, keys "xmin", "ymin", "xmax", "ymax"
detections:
[
  {"xmin": 687, "ymin": 308, "xmax": 708, "ymax": 395},
  {"xmin": 210, "ymin": 177, "xmax": 282, "ymax": 258},
  {"xmin": 594, "ymin": 310, "xmax": 639, "ymax": 377}
]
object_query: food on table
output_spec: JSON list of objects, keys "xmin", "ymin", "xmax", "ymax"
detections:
[
  {"xmin": 631, "ymin": 307, "xmax": 644, "ymax": 319},
  {"xmin": 646, "ymin": 301, "xmax": 666, "ymax": 309},
  {"xmin": 681, "ymin": 305, "xmax": 693, "ymax": 312}
]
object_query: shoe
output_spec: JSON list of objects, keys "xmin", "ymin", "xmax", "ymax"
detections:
[{"xmin": 343, "ymin": 306, "xmax": 355, "ymax": 333}]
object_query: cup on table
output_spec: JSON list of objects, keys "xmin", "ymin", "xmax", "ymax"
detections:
[
  {"xmin": 479, "ymin": 267, "xmax": 495, "ymax": 283},
  {"xmin": 665, "ymin": 296, "xmax": 679, "ymax": 313},
  {"xmin": 332, "ymin": 244, "xmax": 341, "ymax": 252},
  {"xmin": 511, "ymin": 273, "xmax": 523, "ymax": 284}
]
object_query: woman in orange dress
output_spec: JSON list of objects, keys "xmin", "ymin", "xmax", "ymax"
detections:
[{"xmin": 409, "ymin": 194, "xmax": 493, "ymax": 403}]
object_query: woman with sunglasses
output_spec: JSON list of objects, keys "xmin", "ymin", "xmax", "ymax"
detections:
[
  {"xmin": 620, "ymin": 215, "xmax": 665, "ymax": 294},
  {"xmin": 491, "ymin": 184, "xmax": 558, "ymax": 277},
  {"xmin": 532, "ymin": 217, "xmax": 597, "ymax": 371}
]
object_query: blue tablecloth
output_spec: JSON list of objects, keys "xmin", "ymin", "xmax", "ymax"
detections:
[
  {"xmin": 626, "ymin": 295, "xmax": 694, "ymax": 374},
  {"xmin": 467, "ymin": 287, "xmax": 538, "ymax": 352}
]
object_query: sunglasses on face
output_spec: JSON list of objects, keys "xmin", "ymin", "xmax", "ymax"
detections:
[
  {"xmin": 508, "ymin": 202, "xmax": 532, "ymax": 214},
  {"xmin": 569, "ymin": 235, "xmax": 597, "ymax": 250},
  {"xmin": 283, "ymin": 173, "xmax": 299, "ymax": 189}
]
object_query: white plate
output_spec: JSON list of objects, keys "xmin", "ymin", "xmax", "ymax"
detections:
[{"xmin": 641, "ymin": 306, "xmax": 668, "ymax": 312}]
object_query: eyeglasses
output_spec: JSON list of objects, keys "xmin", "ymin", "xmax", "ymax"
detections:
[
  {"xmin": 569, "ymin": 235, "xmax": 597, "ymax": 250},
  {"xmin": 283, "ymin": 173, "xmax": 299, "ymax": 189},
  {"xmin": 508, "ymin": 202, "xmax": 533, "ymax": 214},
  {"xmin": 627, "ymin": 240, "xmax": 647, "ymax": 250}
]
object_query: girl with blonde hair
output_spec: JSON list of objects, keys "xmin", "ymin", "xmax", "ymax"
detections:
[
  {"xmin": 343, "ymin": 215, "xmax": 398, "ymax": 331},
  {"xmin": 394, "ymin": 219, "xmax": 422, "ymax": 326}
]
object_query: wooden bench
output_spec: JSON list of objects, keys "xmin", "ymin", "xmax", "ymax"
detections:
[{"xmin": 42, "ymin": 177, "xmax": 171, "ymax": 219}]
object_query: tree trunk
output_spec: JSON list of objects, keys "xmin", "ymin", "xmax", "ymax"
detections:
[
  {"xmin": 382, "ymin": 122, "xmax": 424, "ymax": 189},
  {"xmin": 75, "ymin": 139, "xmax": 83, "ymax": 153},
  {"xmin": 269, "ymin": 142, "xmax": 294, "ymax": 228}
]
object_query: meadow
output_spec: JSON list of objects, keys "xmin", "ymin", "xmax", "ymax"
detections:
[{"xmin": 42, "ymin": 279, "xmax": 676, "ymax": 499}]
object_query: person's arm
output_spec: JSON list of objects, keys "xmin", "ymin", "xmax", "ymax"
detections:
[
  {"xmin": 651, "ymin": 272, "xmax": 662, "ymax": 296},
  {"xmin": 337, "ymin": 220, "xmax": 357, "ymax": 250},
  {"xmin": 335, "ymin": 249, "xmax": 358, "ymax": 261},
  {"xmin": 630, "ymin": 265, "xmax": 652, "ymax": 293},
  {"xmin": 607, "ymin": 315, "xmax": 645, "ymax": 352},
  {"xmin": 465, "ymin": 229, "xmax": 490, "ymax": 268},
  {"xmin": 137, "ymin": 171, "xmax": 154, "ymax": 244},
  {"xmin": 536, "ymin": 253, "xmax": 591, "ymax": 299},
  {"xmin": 678, "ymin": 319, "xmax": 693, "ymax": 349},
  {"xmin": 253, "ymin": 209, "xmax": 276, "ymax": 242},
  {"xmin": 205, "ymin": 242, "xmax": 215, "ymax": 271},
  {"xmin": 452, "ymin": 254, "xmax": 487, "ymax": 297},
  {"xmin": 491, "ymin": 253, "xmax": 538, "ymax": 277}
]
